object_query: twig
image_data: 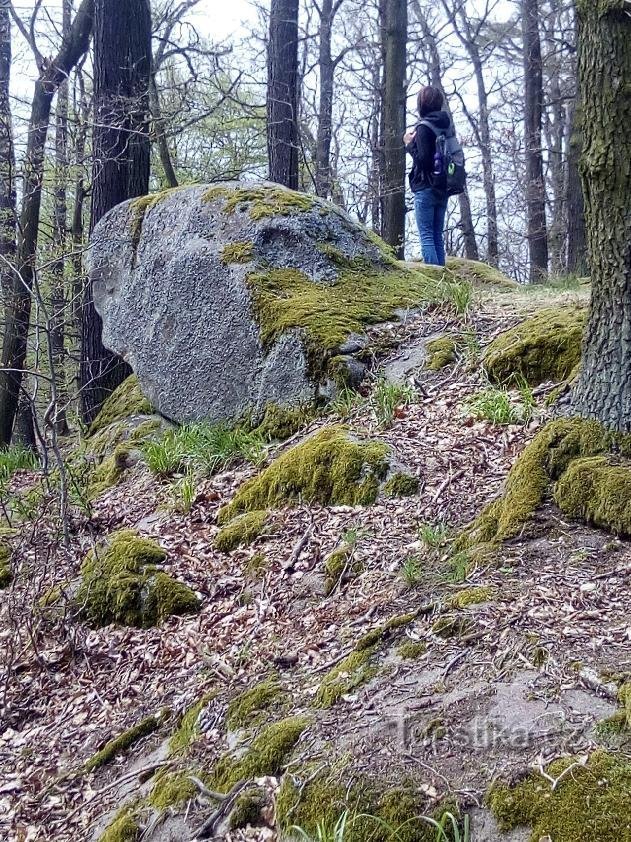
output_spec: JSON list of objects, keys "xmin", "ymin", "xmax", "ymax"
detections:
[{"xmin": 192, "ymin": 778, "xmax": 248, "ymax": 839}]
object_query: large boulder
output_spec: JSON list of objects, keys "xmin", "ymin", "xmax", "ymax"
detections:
[{"xmin": 89, "ymin": 182, "xmax": 436, "ymax": 425}]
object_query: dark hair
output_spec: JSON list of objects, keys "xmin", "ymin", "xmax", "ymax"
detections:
[{"xmin": 417, "ymin": 86, "xmax": 444, "ymax": 116}]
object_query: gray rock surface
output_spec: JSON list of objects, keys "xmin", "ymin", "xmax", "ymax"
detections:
[{"xmin": 89, "ymin": 182, "xmax": 389, "ymax": 425}]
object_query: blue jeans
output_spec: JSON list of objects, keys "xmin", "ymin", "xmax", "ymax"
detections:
[{"xmin": 414, "ymin": 189, "xmax": 448, "ymax": 266}]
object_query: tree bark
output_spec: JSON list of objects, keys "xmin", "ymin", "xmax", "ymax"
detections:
[
  {"xmin": 149, "ymin": 74, "xmax": 178, "ymax": 188},
  {"xmin": 565, "ymin": 97, "xmax": 587, "ymax": 275},
  {"xmin": 522, "ymin": 0, "xmax": 549, "ymax": 282},
  {"xmin": 80, "ymin": 0, "xmax": 152, "ymax": 425},
  {"xmin": 49, "ymin": 0, "xmax": 72, "ymax": 436},
  {"xmin": 0, "ymin": 0, "xmax": 94, "ymax": 447},
  {"xmin": 381, "ymin": 0, "xmax": 407, "ymax": 258},
  {"xmin": 0, "ymin": 0, "xmax": 15, "ymax": 300},
  {"xmin": 315, "ymin": 0, "xmax": 335, "ymax": 199},
  {"xmin": 573, "ymin": 1, "xmax": 631, "ymax": 430},
  {"xmin": 267, "ymin": 0, "xmax": 300, "ymax": 189}
]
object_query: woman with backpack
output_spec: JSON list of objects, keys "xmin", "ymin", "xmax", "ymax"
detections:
[{"xmin": 404, "ymin": 86, "xmax": 465, "ymax": 267}]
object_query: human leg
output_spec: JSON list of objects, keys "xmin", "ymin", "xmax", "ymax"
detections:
[
  {"xmin": 414, "ymin": 190, "xmax": 439, "ymax": 265},
  {"xmin": 432, "ymin": 193, "xmax": 449, "ymax": 267}
]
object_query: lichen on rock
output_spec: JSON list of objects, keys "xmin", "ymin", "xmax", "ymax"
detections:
[
  {"xmin": 76, "ymin": 529, "xmax": 199, "ymax": 628},
  {"xmin": 488, "ymin": 750, "xmax": 631, "ymax": 842},
  {"xmin": 483, "ymin": 306, "xmax": 586, "ymax": 386},
  {"xmin": 218, "ymin": 426, "xmax": 390, "ymax": 523}
]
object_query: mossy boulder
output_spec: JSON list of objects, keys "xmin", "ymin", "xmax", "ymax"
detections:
[
  {"xmin": 88, "ymin": 375, "xmax": 154, "ymax": 437},
  {"xmin": 458, "ymin": 417, "xmax": 631, "ymax": 551},
  {"xmin": 488, "ymin": 750, "xmax": 631, "ymax": 841},
  {"xmin": 483, "ymin": 306, "xmax": 586, "ymax": 386},
  {"xmin": 218, "ymin": 426, "xmax": 391, "ymax": 523},
  {"xmin": 89, "ymin": 182, "xmax": 455, "ymax": 428},
  {"xmin": 76, "ymin": 530, "xmax": 200, "ymax": 628},
  {"xmin": 425, "ymin": 335, "xmax": 461, "ymax": 371}
]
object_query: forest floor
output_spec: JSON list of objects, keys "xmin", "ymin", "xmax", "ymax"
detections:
[{"xmin": 2, "ymin": 272, "xmax": 630, "ymax": 842}]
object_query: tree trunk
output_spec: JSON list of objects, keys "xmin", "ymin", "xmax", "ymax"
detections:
[
  {"xmin": 0, "ymin": 0, "xmax": 15, "ymax": 300},
  {"xmin": 0, "ymin": 0, "xmax": 94, "ymax": 447},
  {"xmin": 573, "ymin": 1, "xmax": 631, "ymax": 431},
  {"xmin": 565, "ymin": 97, "xmax": 587, "ymax": 276},
  {"xmin": 522, "ymin": 0, "xmax": 549, "ymax": 282},
  {"xmin": 149, "ymin": 74, "xmax": 178, "ymax": 188},
  {"xmin": 267, "ymin": 0, "xmax": 299, "ymax": 189},
  {"xmin": 49, "ymin": 0, "xmax": 72, "ymax": 436},
  {"xmin": 381, "ymin": 0, "xmax": 407, "ymax": 258},
  {"xmin": 315, "ymin": 0, "xmax": 334, "ymax": 199},
  {"xmin": 80, "ymin": 0, "xmax": 152, "ymax": 425}
]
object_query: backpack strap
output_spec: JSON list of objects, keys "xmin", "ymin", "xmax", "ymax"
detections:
[{"xmin": 419, "ymin": 120, "xmax": 443, "ymax": 137}]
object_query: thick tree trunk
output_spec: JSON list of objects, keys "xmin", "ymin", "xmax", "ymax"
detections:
[
  {"xmin": 0, "ymin": 0, "xmax": 15, "ymax": 300},
  {"xmin": 0, "ymin": 0, "xmax": 94, "ymax": 447},
  {"xmin": 315, "ymin": 0, "xmax": 334, "ymax": 199},
  {"xmin": 573, "ymin": 1, "xmax": 631, "ymax": 431},
  {"xmin": 522, "ymin": 0, "xmax": 549, "ymax": 282},
  {"xmin": 80, "ymin": 0, "xmax": 152, "ymax": 425},
  {"xmin": 267, "ymin": 0, "xmax": 299, "ymax": 189},
  {"xmin": 381, "ymin": 0, "xmax": 407, "ymax": 258},
  {"xmin": 565, "ymin": 97, "xmax": 587, "ymax": 275}
]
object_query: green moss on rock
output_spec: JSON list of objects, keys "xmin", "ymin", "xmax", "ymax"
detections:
[
  {"xmin": 169, "ymin": 692, "xmax": 216, "ymax": 755},
  {"xmin": 483, "ymin": 307, "xmax": 586, "ymax": 386},
  {"xmin": 218, "ymin": 427, "xmax": 390, "ymax": 523},
  {"xmin": 85, "ymin": 714, "xmax": 163, "ymax": 773},
  {"xmin": 457, "ymin": 418, "xmax": 622, "ymax": 550},
  {"xmin": 383, "ymin": 472, "xmax": 420, "ymax": 498},
  {"xmin": 324, "ymin": 543, "xmax": 364, "ymax": 594},
  {"xmin": 211, "ymin": 715, "xmax": 310, "ymax": 792},
  {"xmin": 449, "ymin": 586, "xmax": 496, "ymax": 609},
  {"xmin": 88, "ymin": 376, "xmax": 153, "ymax": 437},
  {"xmin": 554, "ymin": 456, "xmax": 631, "ymax": 536},
  {"xmin": 446, "ymin": 257, "xmax": 518, "ymax": 289},
  {"xmin": 148, "ymin": 771, "xmax": 198, "ymax": 810},
  {"xmin": 77, "ymin": 530, "xmax": 199, "ymax": 628},
  {"xmin": 99, "ymin": 809, "xmax": 139, "ymax": 842},
  {"xmin": 426, "ymin": 336, "xmax": 460, "ymax": 371},
  {"xmin": 221, "ymin": 241, "xmax": 255, "ymax": 265},
  {"xmin": 397, "ymin": 641, "xmax": 427, "ymax": 659},
  {"xmin": 315, "ymin": 647, "xmax": 378, "ymax": 708},
  {"xmin": 0, "ymin": 542, "xmax": 12, "ymax": 588},
  {"xmin": 254, "ymin": 402, "xmax": 315, "ymax": 441},
  {"xmin": 431, "ymin": 613, "xmax": 472, "ymax": 639},
  {"xmin": 488, "ymin": 750, "xmax": 631, "ymax": 842},
  {"xmin": 226, "ymin": 679, "xmax": 284, "ymax": 730},
  {"xmin": 229, "ymin": 787, "xmax": 267, "ymax": 829},
  {"xmin": 214, "ymin": 510, "xmax": 270, "ymax": 553}
]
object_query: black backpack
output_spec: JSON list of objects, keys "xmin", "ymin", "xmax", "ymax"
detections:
[{"xmin": 420, "ymin": 120, "xmax": 467, "ymax": 196}]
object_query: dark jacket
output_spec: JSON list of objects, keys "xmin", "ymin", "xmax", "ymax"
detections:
[{"xmin": 406, "ymin": 110, "xmax": 453, "ymax": 193}]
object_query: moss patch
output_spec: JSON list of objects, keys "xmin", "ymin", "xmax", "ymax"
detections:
[
  {"xmin": 226, "ymin": 679, "xmax": 284, "ymax": 730},
  {"xmin": 214, "ymin": 510, "xmax": 270, "ymax": 553},
  {"xmin": 99, "ymin": 809, "xmax": 139, "ymax": 842},
  {"xmin": 457, "ymin": 418, "xmax": 625, "ymax": 550},
  {"xmin": 446, "ymin": 257, "xmax": 518, "ymax": 289},
  {"xmin": 426, "ymin": 335, "xmax": 461, "ymax": 371},
  {"xmin": 229, "ymin": 787, "xmax": 267, "ymax": 829},
  {"xmin": 488, "ymin": 750, "xmax": 631, "ymax": 842},
  {"xmin": 246, "ymin": 264, "xmax": 439, "ymax": 378},
  {"xmin": 315, "ymin": 647, "xmax": 378, "ymax": 708},
  {"xmin": 397, "ymin": 641, "xmax": 427, "ymax": 659},
  {"xmin": 483, "ymin": 306, "xmax": 586, "ymax": 386},
  {"xmin": 211, "ymin": 715, "xmax": 310, "ymax": 792},
  {"xmin": 431, "ymin": 613, "xmax": 472, "ymax": 638},
  {"xmin": 88, "ymin": 376, "xmax": 154, "ymax": 437},
  {"xmin": 449, "ymin": 586, "xmax": 496, "ymax": 609},
  {"xmin": 218, "ymin": 426, "xmax": 390, "ymax": 523},
  {"xmin": 203, "ymin": 185, "xmax": 316, "ymax": 221},
  {"xmin": 324, "ymin": 543, "xmax": 364, "ymax": 594},
  {"xmin": 0, "ymin": 543, "xmax": 12, "ymax": 588},
  {"xmin": 554, "ymin": 456, "xmax": 631, "ymax": 536},
  {"xmin": 221, "ymin": 241, "xmax": 255, "ymax": 265},
  {"xmin": 253, "ymin": 402, "xmax": 315, "ymax": 441},
  {"xmin": 85, "ymin": 713, "xmax": 164, "ymax": 773},
  {"xmin": 169, "ymin": 692, "xmax": 216, "ymax": 755},
  {"xmin": 77, "ymin": 530, "xmax": 199, "ymax": 628},
  {"xmin": 149, "ymin": 771, "xmax": 198, "ymax": 810},
  {"xmin": 383, "ymin": 472, "xmax": 419, "ymax": 498}
]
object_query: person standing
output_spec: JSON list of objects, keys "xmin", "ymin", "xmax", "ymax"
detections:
[{"xmin": 404, "ymin": 86, "xmax": 459, "ymax": 267}]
